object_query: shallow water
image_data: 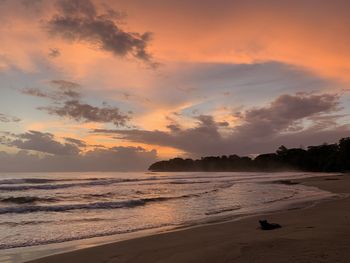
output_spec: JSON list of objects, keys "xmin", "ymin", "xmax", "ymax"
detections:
[{"xmin": 0, "ymin": 171, "xmax": 335, "ymax": 253}]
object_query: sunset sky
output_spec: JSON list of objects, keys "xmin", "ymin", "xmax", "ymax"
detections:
[{"xmin": 0, "ymin": 0, "xmax": 350, "ymax": 171}]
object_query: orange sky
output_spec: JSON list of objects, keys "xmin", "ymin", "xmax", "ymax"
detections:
[{"xmin": 0, "ymin": 0, "xmax": 349, "ymax": 171}]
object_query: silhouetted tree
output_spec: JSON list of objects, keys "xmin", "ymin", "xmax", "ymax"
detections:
[{"xmin": 148, "ymin": 137, "xmax": 350, "ymax": 172}]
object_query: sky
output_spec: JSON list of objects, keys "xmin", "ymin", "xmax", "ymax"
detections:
[{"xmin": 0, "ymin": 0, "xmax": 350, "ymax": 172}]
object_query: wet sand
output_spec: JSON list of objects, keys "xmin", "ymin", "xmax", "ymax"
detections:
[{"xmin": 28, "ymin": 174, "xmax": 350, "ymax": 263}]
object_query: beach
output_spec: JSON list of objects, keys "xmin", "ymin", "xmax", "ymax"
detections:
[
  {"xmin": 26, "ymin": 174, "xmax": 350, "ymax": 263},
  {"xmin": 2, "ymin": 1, "xmax": 349, "ymax": 262}
]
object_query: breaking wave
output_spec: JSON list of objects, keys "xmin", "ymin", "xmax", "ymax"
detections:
[
  {"xmin": 0, "ymin": 177, "xmax": 231, "ymax": 192},
  {"xmin": 0, "ymin": 189, "xmax": 220, "ymax": 215},
  {"xmin": 0, "ymin": 196, "xmax": 58, "ymax": 204},
  {"xmin": 205, "ymin": 206, "xmax": 241, "ymax": 215}
]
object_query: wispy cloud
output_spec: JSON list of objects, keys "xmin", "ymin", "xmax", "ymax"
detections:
[
  {"xmin": 0, "ymin": 113, "xmax": 20, "ymax": 123},
  {"xmin": 48, "ymin": 47, "xmax": 61, "ymax": 58},
  {"xmin": 41, "ymin": 100, "xmax": 130, "ymax": 127},
  {"xmin": 22, "ymin": 80, "xmax": 130, "ymax": 127}
]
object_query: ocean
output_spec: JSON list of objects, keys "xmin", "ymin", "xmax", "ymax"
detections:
[{"xmin": 0, "ymin": 171, "xmax": 336, "ymax": 262}]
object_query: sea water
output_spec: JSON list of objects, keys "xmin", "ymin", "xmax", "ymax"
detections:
[{"xmin": 0, "ymin": 172, "xmax": 336, "ymax": 261}]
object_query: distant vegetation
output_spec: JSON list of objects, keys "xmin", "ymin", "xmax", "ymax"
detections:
[{"xmin": 149, "ymin": 137, "xmax": 350, "ymax": 172}]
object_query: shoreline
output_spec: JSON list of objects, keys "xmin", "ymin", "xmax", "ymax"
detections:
[
  {"xmin": 21, "ymin": 173, "xmax": 350, "ymax": 263},
  {"xmin": 0, "ymin": 172, "xmax": 334, "ymax": 262}
]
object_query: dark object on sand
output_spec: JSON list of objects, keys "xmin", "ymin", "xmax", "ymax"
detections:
[{"xmin": 259, "ymin": 220, "xmax": 281, "ymax": 230}]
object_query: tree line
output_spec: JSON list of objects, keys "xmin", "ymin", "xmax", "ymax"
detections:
[{"xmin": 148, "ymin": 137, "xmax": 350, "ymax": 172}]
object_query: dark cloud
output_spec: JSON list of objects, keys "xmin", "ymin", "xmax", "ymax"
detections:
[
  {"xmin": 308, "ymin": 114, "xmax": 348, "ymax": 130},
  {"xmin": 22, "ymin": 80, "xmax": 81, "ymax": 100},
  {"xmin": 21, "ymin": 0, "xmax": 42, "ymax": 9},
  {"xmin": 94, "ymin": 93, "xmax": 349, "ymax": 156},
  {"xmin": 166, "ymin": 124, "xmax": 181, "ymax": 133},
  {"xmin": 56, "ymin": 0, "xmax": 96, "ymax": 18},
  {"xmin": 6, "ymin": 131, "xmax": 81, "ymax": 155},
  {"xmin": 50, "ymin": 80, "xmax": 81, "ymax": 98},
  {"xmin": 0, "ymin": 113, "xmax": 20, "ymax": 123},
  {"xmin": 64, "ymin": 137, "xmax": 86, "ymax": 147},
  {"xmin": 0, "ymin": 133, "xmax": 12, "ymax": 145},
  {"xmin": 95, "ymin": 115, "xmax": 226, "ymax": 155},
  {"xmin": 22, "ymin": 80, "xmax": 130, "ymax": 127},
  {"xmin": 22, "ymin": 87, "xmax": 52, "ymax": 99},
  {"xmin": 0, "ymin": 146, "xmax": 157, "ymax": 172},
  {"xmin": 45, "ymin": 0, "xmax": 155, "ymax": 65},
  {"xmin": 0, "ymin": 130, "xmax": 156, "ymax": 171},
  {"xmin": 41, "ymin": 99, "xmax": 130, "ymax": 126},
  {"xmin": 235, "ymin": 93, "xmax": 340, "ymax": 137},
  {"xmin": 116, "ymin": 91, "xmax": 151, "ymax": 104},
  {"xmin": 196, "ymin": 115, "xmax": 229, "ymax": 127},
  {"xmin": 48, "ymin": 48, "xmax": 61, "ymax": 58}
]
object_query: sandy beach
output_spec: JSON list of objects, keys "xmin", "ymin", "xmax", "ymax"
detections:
[{"xmin": 25, "ymin": 174, "xmax": 350, "ymax": 263}]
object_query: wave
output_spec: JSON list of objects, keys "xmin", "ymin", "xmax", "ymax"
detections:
[
  {"xmin": 167, "ymin": 180, "xmax": 211, "ymax": 185},
  {"xmin": 0, "ymin": 217, "xmax": 108, "ymax": 227},
  {"xmin": 0, "ymin": 196, "xmax": 58, "ymax": 204},
  {"xmin": 0, "ymin": 172, "xmax": 286, "ymax": 190},
  {"xmin": 0, "ymin": 192, "xmax": 117, "ymax": 205},
  {"xmin": 0, "ymin": 220, "xmax": 52, "ymax": 227},
  {"xmin": 262, "ymin": 192, "xmax": 298, "ymax": 204},
  {"xmin": 0, "ymin": 177, "xmax": 231, "ymax": 192},
  {"xmin": 0, "ymin": 177, "xmax": 113, "ymax": 185},
  {"xmin": 0, "ymin": 200, "xmax": 147, "ymax": 214},
  {"xmin": 84, "ymin": 192, "xmax": 115, "ymax": 198},
  {"xmin": 205, "ymin": 206, "xmax": 241, "ymax": 215},
  {"xmin": 0, "ymin": 178, "xmax": 136, "ymax": 191},
  {"xmin": 0, "ymin": 188, "xmax": 223, "ymax": 215},
  {"xmin": 0, "ymin": 174, "xmax": 237, "ymax": 187},
  {"xmin": 0, "ymin": 179, "xmax": 56, "ymax": 185},
  {"xmin": 0, "ymin": 223, "xmax": 175, "ymax": 250}
]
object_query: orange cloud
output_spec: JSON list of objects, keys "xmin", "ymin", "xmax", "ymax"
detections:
[{"xmin": 109, "ymin": 0, "xmax": 350, "ymax": 84}]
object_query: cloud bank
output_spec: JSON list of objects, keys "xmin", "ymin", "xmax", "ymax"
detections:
[
  {"xmin": 7, "ymin": 130, "xmax": 80, "ymax": 155},
  {"xmin": 95, "ymin": 93, "xmax": 349, "ymax": 156},
  {"xmin": 0, "ymin": 130, "xmax": 157, "ymax": 172},
  {"xmin": 0, "ymin": 147, "xmax": 157, "ymax": 172}
]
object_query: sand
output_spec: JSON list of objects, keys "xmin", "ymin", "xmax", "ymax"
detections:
[{"xmin": 27, "ymin": 174, "xmax": 350, "ymax": 263}]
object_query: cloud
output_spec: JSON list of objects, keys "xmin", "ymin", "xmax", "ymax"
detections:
[
  {"xmin": 0, "ymin": 129, "xmax": 157, "ymax": 171},
  {"xmin": 22, "ymin": 80, "xmax": 81, "ymax": 100},
  {"xmin": 4, "ymin": 130, "xmax": 81, "ymax": 155},
  {"xmin": 45, "ymin": 0, "xmax": 154, "ymax": 65},
  {"xmin": 94, "ymin": 93, "xmax": 349, "ymax": 156},
  {"xmin": 21, "ymin": 0, "xmax": 42, "ymax": 10},
  {"xmin": 0, "ymin": 113, "xmax": 20, "ymax": 123},
  {"xmin": 41, "ymin": 100, "xmax": 130, "ymax": 126},
  {"xmin": 235, "ymin": 93, "xmax": 340, "ymax": 137},
  {"xmin": 48, "ymin": 48, "xmax": 61, "ymax": 58},
  {"xmin": 22, "ymin": 80, "xmax": 130, "ymax": 126},
  {"xmin": 63, "ymin": 137, "xmax": 86, "ymax": 147},
  {"xmin": 110, "ymin": 0, "xmax": 350, "ymax": 82},
  {"xmin": 95, "ymin": 115, "xmax": 230, "ymax": 155},
  {"xmin": 0, "ymin": 146, "xmax": 157, "ymax": 172},
  {"xmin": 129, "ymin": 61, "xmax": 337, "ymax": 121}
]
